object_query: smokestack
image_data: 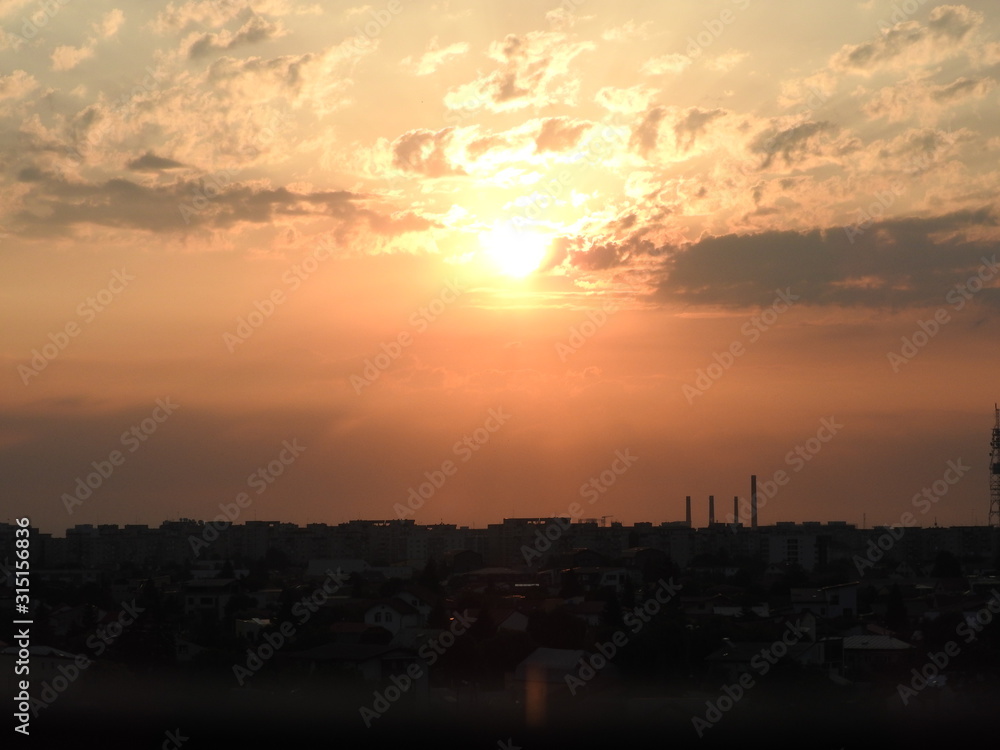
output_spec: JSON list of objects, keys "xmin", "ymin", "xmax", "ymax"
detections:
[
  {"xmin": 733, "ymin": 495, "xmax": 739, "ymax": 526},
  {"xmin": 709, "ymin": 495, "xmax": 715, "ymax": 525},
  {"xmin": 685, "ymin": 496, "xmax": 691, "ymax": 527},
  {"xmin": 751, "ymin": 475, "xmax": 758, "ymax": 529}
]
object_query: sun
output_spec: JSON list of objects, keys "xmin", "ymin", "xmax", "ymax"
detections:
[{"xmin": 479, "ymin": 224, "xmax": 551, "ymax": 278}]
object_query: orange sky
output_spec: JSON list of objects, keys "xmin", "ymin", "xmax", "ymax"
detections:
[{"xmin": 1, "ymin": 0, "xmax": 999, "ymax": 534}]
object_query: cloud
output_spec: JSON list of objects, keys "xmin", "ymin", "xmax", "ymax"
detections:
[
  {"xmin": 595, "ymin": 85, "xmax": 658, "ymax": 114},
  {"xmin": 47, "ymin": 9, "xmax": 126, "ymax": 72},
  {"xmin": 569, "ymin": 235, "xmax": 657, "ymax": 271},
  {"xmin": 391, "ymin": 128, "xmax": 467, "ymax": 177},
  {"xmin": 444, "ymin": 30, "xmax": 595, "ymax": 113},
  {"xmin": 153, "ymin": 0, "xmax": 315, "ymax": 34},
  {"xmin": 8, "ymin": 171, "xmax": 435, "ymax": 242},
  {"xmin": 654, "ymin": 208, "xmax": 1000, "ymax": 308},
  {"xmin": 95, "ymin": 9, "xmax": 125, "ymax": 39},
  {"xmin": 864, "ymin": 75, "xmax": 996, "ymax": 122},
  {"xmin": 705, "ymin": 49, "xmax": 748, "ymax": 73},
  {"xmin": 630, "ymin": 106, "xmax": 667, "ymax": 156},
  {"xmin": 602, "ymin": 20, "xmax": 653, "ymax": 42},
  {"xmin": 673, "ymin": 108, "xmax": 727, "ymax": 151},
  {"xmin": 640, "ymin": 54, "xmax": 691, "ymax": 76},
  {"xmin": 0, "ymin": 69, "xmax": 37, "ymax": 103},
  {"xmin": 401, "ymin": 37, "xmax": 469, "ymax": 76},
  {"xmin": 204, "ymin": 41, "xmax": 369, "ymax": 114},
  {"xmin": 186, "ymin": 15, "xmax": 286, "ymax": 58},
  {"xmin": 51, "ymin": 44, "xmax": 95, "ymax": 72},
  {"xmin": 127, "ymin": 153, "xmax": 187, "ymax": 172},
  {"xmin": 831, "ymin": 5, "xmax": 983, "ymax": 73},
  {"xmin": 534, "ymin": 117, "xmax": 591, "ymax": 153},
  {"xmin": 749, "ymin": 120, "xmax": 842, "ymax": 169}
]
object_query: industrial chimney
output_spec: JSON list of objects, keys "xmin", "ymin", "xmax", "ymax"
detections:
[
  {"xmin": 733, "ymin": 495, "xmax": 739, "ymax": 526},
  {"xmin": 685, "ymin": 495, "xmax": 691, "ymax": 527},
  {"xmin": 751, "ymin": 475, "xmax": 758, "ymax": 529},
  {"xmin": 709, "ymin": 495, "xmax": 715, "ymax": 525}
]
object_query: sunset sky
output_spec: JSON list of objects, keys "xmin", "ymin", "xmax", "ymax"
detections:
[{"xmin": 2, "ymin": 0, "xmax": 999, "ymax": 535}]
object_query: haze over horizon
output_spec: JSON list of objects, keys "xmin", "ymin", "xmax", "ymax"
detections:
[{"xmin": 2, "ymin": 0, "xmax": 999, "ymax": 536}]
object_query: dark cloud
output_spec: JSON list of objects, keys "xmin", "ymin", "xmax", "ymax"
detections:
[
  {"xmin": 926, "ymin": 4, "xmax": 981, "ymax": 39},
  {"xmin": 654, "ymin": 208, "xmax": 1000, "ymax": 308},
  {"xmin": 673, "ymin": 107, "xmax": 726, "ymax": 151},
  {"xmin": 10, "ymin": 174, "xmax": 432, "ymax": 238},
  {"xmin": 750, "ymin": 120, "xmax": 839, "ymax": 169},
  {"xmin": 570, "ymin": 235, "xmax": 657, "ymax": 271},
  {"xmin": 630, "ymin": 106, "xmax": 666, "ymax": 156},
  {"xmin": 392, "ymin": 128, "xmax": 466, "ymax": 177},
  {"xmin": 127, "ymin": 153, "xmax": 186, "ymax": 172},
  {"xmin": 929, "ymin": 76, "xmax": 995, "ymax": 102}
]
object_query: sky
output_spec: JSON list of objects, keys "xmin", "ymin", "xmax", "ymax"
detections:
[{"xmin": 1, "ymin": 0, "xmax": 999, "ymax": 536}]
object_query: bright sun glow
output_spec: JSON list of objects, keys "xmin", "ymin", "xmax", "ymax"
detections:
[{"xmin": 479, "ymin": 225, "xmax": 551, "ymax": 278}]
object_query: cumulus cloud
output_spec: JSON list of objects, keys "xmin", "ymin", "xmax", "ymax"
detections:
[
  {"xmin": 749, "ymin": 120, "xmax": 844, "ymax": 169},
  {"xmin": 186, "ymin": 14, "xmax": 286, "ymax": 58},
  {"xmin": 705, "ymin": 49, "xmax": 748, "ymax": 73},
  {"xmin": 630, "ymin": 106, "xmax": 667, "ymax": 156},
  {"xmin": 444, "ymin": 30, "xmax": 595, "ymax": 113},
  {"xmin": 95, "ymin": 9, "xmax": 125, "ymax": 39},
  {"xmin": 51, "ymin": 44, "xmax": 96, "ymax": 72},
  {"xmin": 602, "ymin": 20, "xmax": 653, "ymax": 42},
  {"xmin": 673, "ymin": 108, "xmax": 727, "ymax": 151},
  {"xmin": 595, "ymin": 85, "xmax": 658, "ymax": 114},
  {"xmin": 401, "ymin": 37, "xmax": 469, "ymax": 76},
  {"xmin": 534, "ymin": 117, "xmax": 591, "ymax": 153},
  {"xmin": 864, "ymin": 75, "xmax": 996, "ymax": 122},
  {"xmin": 640, "ymin": 54, "xmax": 691, "ymax": 76},
  {"xmin": 831, "ymin": 4, "xmax": 983, "ymax": 73},
  {"xmin": 391, "ymin": 128, "xmax": 467, "ymax": 177}
]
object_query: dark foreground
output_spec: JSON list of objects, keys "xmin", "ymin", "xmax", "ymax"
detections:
[{"xmin": 21, "ymin": 673, "xmax": 1000, "ymax": 749}]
